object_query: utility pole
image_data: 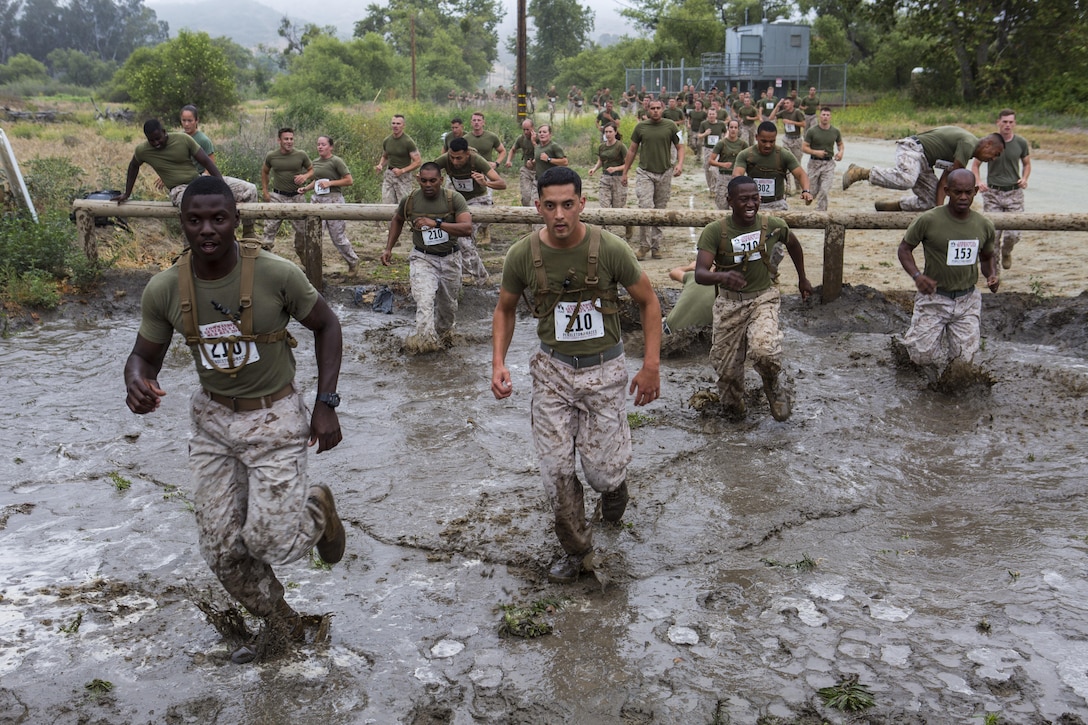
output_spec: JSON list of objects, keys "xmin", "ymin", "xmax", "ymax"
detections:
[
  {"xmin": 516, "ymin": 0, "xmax": 527, "ymax": 120},
  {"xmin": 410, "ymin": 15, "xmax": 417, "ymax": 100}
]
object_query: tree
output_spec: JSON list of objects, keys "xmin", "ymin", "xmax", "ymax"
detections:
[
  {"xmin": 14, "ymin": 0, "xmax": 63, "ymax": 61},
  {"xmin": 271, "ymin": 33, "xmax": 408, "ymax": 104},
  {"xmin": 523, "ymin": 0, "xmax": 594, "ymax": 89},
  {"xmin": 62, "ymin": 0, "xmax": 167, "ymax": 62},
  {"xmin": 115, "ymin": 30, "xmax": 239, "ymax": 119},
  {"xmin": 553, "ymin": 37, "xmax": 657, "ymax": 94},
  {"xmin": 0, "ymin": 52, "xmax": 48, "ymax": 83},
  {"xmin": 46, "ymin": 48, "xmax": 117, "ymax": 86},
  {"xmin": 0, "ymin": 0, "xmax": 20, "ymax": 64}
]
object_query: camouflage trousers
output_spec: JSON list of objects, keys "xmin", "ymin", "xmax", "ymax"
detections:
[
  {"xmin": 519, "ymin": 166, "xmax": 536, "ymax": 207},
  {"xmin": 899, "ymin": 289, "xmax": 982, "ymax": 368},
  {"xmin": 460, "ymin": 196, "xmax": 492, "ymax": 283},
  {"xmin": 381, "ymin": 168, "xmax": 414, "ymax": 205},
  {"xmin": 982, "ymin": 187, "xmax": 1024, "ymax": 266},
  {"xmin": 713, "ymin": 171, "xmax": 731, "ymax": 210},
  {"xmin": 635, "ymin": 167, "xmax": 673, "ymax": 251},
  {"xmin": 742, "ymin": 124, "xmax": 756, "ymax": 146},
  {"xmin": 311, "ymin": 191, "xmax": 358, "ymax": 266},
  {"xmin": 598, "ymin": 173, "xmax": 628, "ymax": 210},
  {"xmin": 702, "ymin": 147, "xmax": 718, "ymax": 193},
  {"xmin": 710, "ymin": 288, "xmax": 783, "ymax": 408},
  {"xmin": 807, "ymin": 158, "xmax": 835, "ymax": 212},
  {"xmin": 169, "ymin": 176, "xmax": 257, "ymax": 207},
  {"xmin": 409, "ymin": 247, "xmax": 462, "ymax": 340},
  {"xmin": 759, "ymin": 198, "xmax": 790, "ymax": 273},
  {"xmin": 530, "ymin": 350, "xmax": 631, "ymax": 556},
  {"xmin": 869, "ymin": 137, "xmax": 938, "ymax": 211},
  {"xmin": 188, "ymin": 388, "xmax": 327, "ymax": 618},
  {"xmin": 782, "ymin": 137, "xmax": 803, "ymax": 192},
  {"xmin": 261, "ymin": 190, "xmax": 307, "ymax": 249}
]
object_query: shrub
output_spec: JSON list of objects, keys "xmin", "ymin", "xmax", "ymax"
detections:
[
  {"xmin": 0, "ymin": 212, "xmax": 75, "ymax": 277},
  {"xmin": 25, "ymin": 157, "xmax": 88, "ymax": 215}
]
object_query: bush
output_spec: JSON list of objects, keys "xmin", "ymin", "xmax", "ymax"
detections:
[
  {"xmin": 0, "ymin": 211, "xmax": 76, "ymax": 277},
  {"xmin": 0, "ymin": 267, "xmax": 62, "ymax": 309},
  {"xmin": 25, "ymin": 157, "xmax": 88, "ymax": 215}
]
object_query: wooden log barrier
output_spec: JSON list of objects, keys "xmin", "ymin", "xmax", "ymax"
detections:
[{"xmin": 71, "ymin": 200, "xmax": 1088, "ymax": 302}]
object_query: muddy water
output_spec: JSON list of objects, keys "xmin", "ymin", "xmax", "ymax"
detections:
[{"xmin": 2, "ymin": 289, "xmax": 1088, "ymax": 725}]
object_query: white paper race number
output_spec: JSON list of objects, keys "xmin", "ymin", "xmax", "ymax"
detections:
[
  {"xmin": 452, "ymin": 177, "xmax": 474, "ymax": 193},
  {"xmin": 755, "ymin": 177, "xmax": 776, "ymax": 198},
  {"xmin": 423, "ymin": 227, "xmax": 449, "ymax": 245},
  {"xmin": 198, "ymin": 321, "xmax": 259, "ymax": 370},
  {"xmin": 730, "ymin": 230, "xmax": 762, "ymax": 264},
  {"xmin": 553, "ymin": 300, "xmax": 605, "ymax": 341},
  {"xmin": 946, "ymin": 239, "xmax": 979, "ymax": 266}
]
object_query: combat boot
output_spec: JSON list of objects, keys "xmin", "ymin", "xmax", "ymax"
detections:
[
  {"xmin": 309, "ymin": 484, "xmax": 346, "ymax": 564},
  {"xmin": 548, "ymin": 550, "xmax": 593, "ymax": 583},
  {"xmin": 874, "ymin": 200, "xmax": 902, "ymax": 211},
  {"xmin": 1001, "ymin": 240, "xmax": 1014, "ymax": 270},
  {"xmin": 842, "ymin": 164, "xmax": 869, "ymax": 191},
  {"xmin": 601, "ymin": 481, "xmax": 629, "ymax": 523},
  {"xmin": 761, "ymin": 372, "xmax": 792, "ymax": 422},
  {"xmin": 636, "ymin": 246, "xmax": 650, "ymax": 261}
]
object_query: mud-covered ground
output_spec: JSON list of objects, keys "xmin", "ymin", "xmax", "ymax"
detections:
[{"xmin": 2, "ymin": 140, "xmax": 1088, "ymax": 725}]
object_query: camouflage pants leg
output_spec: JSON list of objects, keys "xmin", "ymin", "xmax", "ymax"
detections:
[
  {"xmin": 635, "ymin": 168, "xmax": 671, "ymax": 251},
  {"xmin": 900, "ymin": 290, "xmax": 982, "ymax": 368},
  {"xmin": 869, "ymin": 138, "xmax": 936, "ymax": 211},
  {"xmin": 702, "ymin": 147, "xmax": 718, "ymax": 193},
  {"xmin": 783, "ymin": 138, "xmax": 803, "ymax": 191},
  {"xmin": 807, "ymin": 158, "xmax": 835, "ymax": 212},
  {"xmin": 714, "ymin": 174, "xmax": 730, "ymax": 210},
  {"xmin": 460, "ymin": 196, "xmax": 492, "ymax": 283},
  {"xmin": 381, "ymin": 169, "xmax": 414, "ymax": 205},
  {"xmin": 743, "ymin": 124, "xmax": 755, "ymax": 146},
  {"xmin": 710, "ymin": 289, "xmax": 783, "ymax": 406},
  {"xmin": 759, "ymin": 198, "xmax": 790, "ymax": 272},
  {"xmin": 188, "ymin": 389, "xmax": 326, "ymax": 618},
  {"xmin": 261, "ymin": 191, "xmax": 307, "ymax": 249},
  {"xmin": 311, "ymin": 191, "xmax": 358, "ymax": 265},
  {"xmin": 599, "ymin": 174, "xmax": 627, "ymax": 234},
  {"xmin": 982, "ymin": 188, "xmax": 1024, "ymax": 265},
  {"xmin": 530, "ymin": 351, "xmax": 632, "ymax": 556},
  {"xmin": 409, "ymin": 248, "xmax": 462, "ymax": 340},
  {"xmin": 519, "ymin": 166, "xmax": 536, "ymax": 207}
]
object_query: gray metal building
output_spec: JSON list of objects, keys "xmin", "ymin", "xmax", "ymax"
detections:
[{"xmin": 701, "ymin": 20, "xmax": 811, "ymax": 93}]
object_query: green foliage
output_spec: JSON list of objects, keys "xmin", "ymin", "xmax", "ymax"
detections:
[
  {"xmin": 45, "ymin": 48, "xmax": 117, "ymax": 87},
  {"xmin": 554, "ymin": 38, "xmax": 657, "ymax": 95},
  {"xmin": 115, "ymin": 30, "xmax": 240, "ymax": 119},
  {"xmin": 523, "ymin": 0, "xmax": 594, "ymax": 89},
  {"xmin": 25, "ymin": 156, "xmax": 87, "ymax": 214},
  {"xmin": 0, "ymin": 212, "xmax": 74, "ymax": 277},
  {"xmin": 271, "ymin": 34, "xmax": 408, "ymax": 106},
  {"xmin": 0, "ymin": 53, "xmax": 49, "ymax": 83},
  {"xmin": 818, "ymin": 674, "xmax": 875, "ymax": 712},
  {"xmin": 498, "ymin": 597, "xmax": 565, "ymax": 638},
  {"xmin": 108, "ymin": 471, "xmax": 132, "ymax": 491},
  {"xmin": 0, "ymin": 267, "xmax": 62, "ymax": 309}
]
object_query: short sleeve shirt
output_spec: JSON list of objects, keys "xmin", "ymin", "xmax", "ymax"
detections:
[
  {"xmin": 903, "ymin": 206, "xmax": 996, "ymax": 291},
  {"xmin": 134, "ymin": 133, "xmax": 202, "ymax": 189},
  {"xmin": 779, "ymin": 109, "xmax": 806, "ymax": 138},
  {"xmin": 804, "ymin": 125, "xmax": 842, "ymax": 158},
  {"xmin": 263, "ymin": 149, "xmax": 312, "ymax": 193},
  {"xmin": 467, "ymin": 130, "xmax": 502, "ymax": 161},
  {"xmin": 189, "ymin": 131, "xmax": 215, "ymax": 171},
  {"xmin": 699, "ymin": 121, "xmax": 727, "ymax": 147},
  {"xmin": 734, "ymin": 146, "xmax": 801, "ymax": 201},
  {"xmin": 985, "ymin": 134, "xmax": 1029, "ymax": 187},
  {"xmin": 311, "ymin": 155, "xmax": 350, "ymax": 184},
  {"xmin": 383, "ymin": 133, "xmax": 419, "ymax": 169},
  {"xmin": 138, "ymin": 250, "xmax": 318, "ymax": 397},
  {"xmin": 534, "ymin": 141, "xmax": 566, "ymax": 176},
  {"xmin": 697, "ymin": 213, "xmax": 790, "ymax": 293},
  {"xmin": 711, "ymin": 138, "xmax": 749, "ymax": 173},
  {"xmin": 434, "ymin": 152, "xmax": 493, "ymax": 200},
  {"xmin": 396, "ymin": 189, "xmax": 470, "ymax": 254},
  {"xmin": 597, "ymin": 141, "xmax": 628, "ymax": 174},
  {"xmin": 501, "ymin": 226, "xmax": 643, "ymax": 355},
  {"xmin": 513, "ymin": 134, "xmax": 536, "ymax": 164},
  {"xmin": 916, "ymin": 127, "xmax": 979, "ymax": 169},
  {"xmin": 630, "ymin": 120, "xmax": 680, "ymax": 174}
]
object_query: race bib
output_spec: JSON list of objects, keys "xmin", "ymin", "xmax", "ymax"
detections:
[
  {"xmin": 314, "ymin": 179, "xmax": 330, "ymax": 196},
  {"xmin": 198, "ymin": 321, "xmax": 259, "ymax": 370},
  {"xmin": 451, "ymin": 176, "xmax": 474, "ymax": 193},
  {"xmin": 553, "ymin": 300, "xmax": 605, "ymax": 342},
  {"xmin": 706, "ymin": 134, "xmax": 720, "ymax": 147},
  {"xmin": 946, "ymin": 239, "xmax": 979, "ymax": 266},
  {"xmin": 784, "ymin": 122, "xmax": 797, "ymax": 134},
  {"xmin": 755, "ymin": 177, "xmax": 776, "ymax": 198},
  {"xmin": 730, "ymin": 230, "xmax": 762, "ymax": 264},
  {"xmin": 422, "ymin": 227, "xmax": 449, "ymax": 246}
]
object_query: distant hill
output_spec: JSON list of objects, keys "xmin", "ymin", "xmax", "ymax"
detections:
[{"xmin": 147, "ymin": 0, "xmax": 339, "ymax": 49}]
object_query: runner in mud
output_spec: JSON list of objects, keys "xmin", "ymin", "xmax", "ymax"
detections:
[
  {"xmin": 694, "ymin": 175, "xmax": 813, "ymax": 421},
  {"xmin": 971, "ymin": 108, "xmax": 1031, "ymax": 270},
  {"xmin": 842, "ymin": 126, "xmax": 1004, "ymax": 212},
  {"xmin": 893, "ymin": 168, "xmax": 999, "ymax": 378},
  {"xmin": 122, "ymin": 176, "xmax": 347, "ymax": 664},
  {"xmin": 381, "ymin": 162, "xmax": 473, "ymax": 352},
  {"xmin": 490, "ymin": 167, "xmax": 661, "ymax": 584}
]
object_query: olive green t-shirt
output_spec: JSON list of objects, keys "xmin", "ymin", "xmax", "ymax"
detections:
[
  {"xmin": 630, "ymin": 119, "xmax": 680, "ymax": 174},
  {"xmin": 903, "ymin": 206, "xmax": 995, "ymax": 291},
  {"xmin": 778, "ymin": 109, "xmax": 806, "ymax": 138},
  {"xmin": 985, "ymin": 134, "xmax": 1029, "ymax": 187},
  {"xmin": 263, "ymin": 149, "xmax": 312, "ymax": 193},
  {"xmin": 711, "ymin": 138, "xmax": 749, "ymax": 174},
  {"xmin": 512, "ymin": 134, "xmax": 536, "ymax": 164},
  {"xmin": 734, "ymin": 146, "xmax": 801, "ymax": 201},
  {"xmin": 597, "ymin": 141, "xmax": 628, "ymax": 174},
  {"xmin": 534, "ymin": 141, "xmax": 566, "ymax": 176},
  {"xmin": 467, "ymin": 130, "xmax": 502, "ymax": 161},
  {"xmin": 383, "ymin": 133, "xmax": 419, "ymax": 169},
  {"xmin": 804, "ymin": 125, "xmax": 842, "ymax": 158},
  {"xmin": 665, "ymin": 270, "xmax": 715, "ymax": 330},
  {"xmin": 189, "ymin": 131, "xmax": 215, "ymax": 171},
  {"xmin": 138, "ymin": 249, "xmax": 318, "ymax": 397},
  {"xmin": 501, "ymin": 226, "xmax": 642, "ymax": 355},
  {"xmin": 699, "ymin": 120, "xmax": 727, "ymax": 148},
  {"xmin": 311, "ymin": 155, "xmax": 350, "ymax": 184},
  {"xmin": 799, "ymin": 96, "xmax": 819, "ymax": 115},
  {"xmin": 737, "ymin": 104, "xmax": 758, "ymax": 126},
  {"xmin": 697, "ymin": 214, "xmax": 790, "ymax": 294},
  {"xmin": 434, "ymin": 152, "xmax": 493, "ymax": 201},
  {"xmin": 134, "ymin": 133, "xmax": 202, "ymax": 189},
  {"xmin": 687, "ymin": 109, "xmax": 708, "ymax": 133},
  {"xmin": 916, "ymin": 126, "xmax": 979, "ymax": 168},
  {"xmin": 663, "ymin": 107, "xmax": 685, "ymax": 124},
  {"xmin": 396, "ymin": 188, "xmax": 470, "ymax": 254}
]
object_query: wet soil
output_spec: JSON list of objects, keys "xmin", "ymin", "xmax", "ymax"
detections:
[{"xmin": 2, "ymin": 141, "xmax": 1088, "ymax": 725}]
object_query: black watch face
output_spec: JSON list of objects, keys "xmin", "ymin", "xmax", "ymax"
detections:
[{"xmin": 320, "ymin": 393, "xmax": 340, "ymax": 408}]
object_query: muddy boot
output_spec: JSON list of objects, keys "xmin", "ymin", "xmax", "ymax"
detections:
[
  {"xmin": 309, "ymin": 484, "xmax": 346, "ymax": 564},
  {"xmin": 231, "ymin": 601, "xmax": 303, "ymax": 664},
  {"xmin": 601, "ymin": 481, "xmax": 629, "ymax": 523},
  {"xmin": 625, "ymin": 226, "xmax": 635, "ymax": 242},
  {"xmin": 548, "ymin": 549, "xmax": 593, "ymax": 584},
  {"xmin": 651, "ymin": 248, "xmax": 663, "ymax": 260},
  {"xmin": 1001, "ymin": 240, "xmax": 1014, "ymax": 270},
  {"xmin": 842, "ymin": 163, "xmax": 869, "ymax": 191},
  {"xmin": 760, "ymin": 372, "xmax": 792, "ymax": 422},
  {"xmin": 874, "ymin": 200, "xmax": 902, "ymax": 212},
  {"xmin": 888, "ymin": 336, "xmax": 915, "ymax": 368},
  {"xmin": 477, "ymin": 226, "xmax": 491, "ymax": 248},
  {"xmin": 636, "ymin": 246, "xmax": 650, "ymax": 261}
]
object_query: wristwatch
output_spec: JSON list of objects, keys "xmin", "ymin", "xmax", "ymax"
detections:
[
  {"xmin": 435, "ymin": 219, "xmax": 443, "ymax": 229},
  {"xmin": 316, "ymin": 392, "xmax": 341, "ymax": 408}
]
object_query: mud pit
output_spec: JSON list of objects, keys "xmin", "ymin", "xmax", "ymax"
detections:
[{"xmin": 3, "ymin": 142, "xmax": 1088, "ymax": 724}]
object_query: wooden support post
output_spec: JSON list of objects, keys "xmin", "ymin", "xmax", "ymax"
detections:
[
  {"xmin": 301, "ymin": 217, "xmax": 323, "ymax": 289},
  {"xmin": 75, "ymin": 209, "xmax": 96, "ymax": 266},
  {"xmin": 821, "ymin": 222, "xmax": 845, "ymax": 304}
]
